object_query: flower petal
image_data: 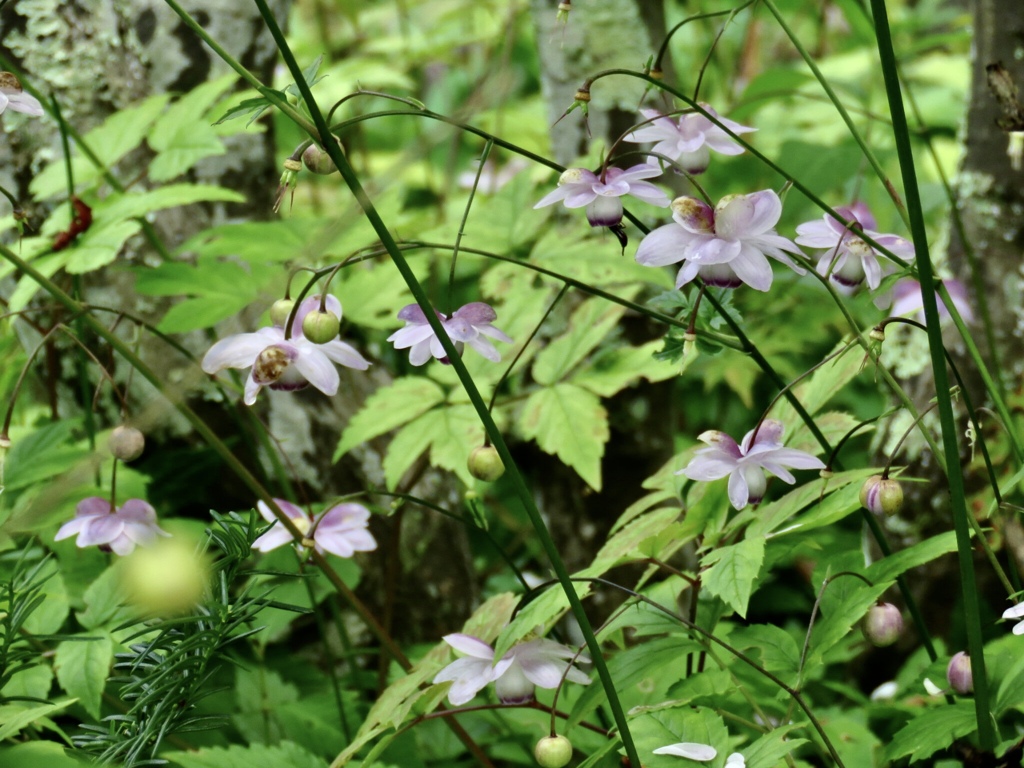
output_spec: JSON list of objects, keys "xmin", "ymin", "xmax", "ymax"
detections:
[
  {"xmin": 444, "ymin": 634, "xmax": 496, "ymax": 660},
  {"xmin": 320, "ymin": 339, "xmax": 371, "ymax": 370},
  {"xmin": 636, "ymin": 224, "xmax": 693, "ymax": 267},
  {"xmin": 201, "ymin": 332, "xmax": 271, "ymax": 374},
  {"xmin": 291, "ymin": 345, "xmax": 340, "ymax": 396},
  {"xmin": 652, "ymin": 743, "xmax": 717, "ymax": 760}
]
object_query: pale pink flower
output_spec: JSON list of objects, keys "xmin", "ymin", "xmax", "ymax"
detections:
[
  {"xmin": 888, "ymin": 279, "xmax": 973, "ymax": 324},
  {"xmin": 533, "ymin": 165, "xmax": 669, "ymax": 226},
  {"xmin": 680, "ymin": 419, "xmax": 825, "ymax": 510},
  {"xmin": 623, "ymin": 104, "xmax": 755, "ymax": 174},
  {"xmin": 0, "ymin": 76, "xmax": 43, "ymax": 118},
  {"xmin": 636, "ymin": 191, "xmax": 804, "ymax": 291},
  {"xmin": 432, "ymin": 633, "xmax": 590, "ymax": 706},
  {"xmin": 253, "ymin": 498, "xmax": 377, "ymax": 558},
  {"xmin": 201, "ymin": 294, "xmax": 370, "ymax": 405},
  {"xmin": 55, "ymin": 497, "xmax": 170, "ymax": 555},
  {"xmin": 387, "ymin": 301, "xmax": 512, "ymax": 366},
  {"xmin": 795, "ymin": 202, "xmax": 914, "ymax": 290}
]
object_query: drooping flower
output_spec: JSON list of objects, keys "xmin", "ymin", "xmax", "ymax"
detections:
[
  {"xmin": 623, "ymin": 104, "xmax": 755, "ymax": 174},
  {"xmin": 533, "ymin": 165, "xmax": 670, "ymax": 227},
  {"xmin": 55, "ymin": 497, "xmax": 170, "ymax": 555},
  {"xmin": 253, "ymin": 498, "xmax": 377, "ymax": 558},
  {"xmin": 651, "ymin": 743, "xmax": 717, "ymax": 761},
  {"xmin": 680, "ymin": 419, "xmax": 826, "ymax": 510},
  {"xmin": 0, "ymin": 73, "xmax": 44, "ymax": 118},
  {"xmin": 201, "ymin": 294, "xmax": 370, "ymax": 405},
  {"xmin": 1001, "ymin": 602, "xmax": 1024, "ymax": 635},
  {"xmin": 251, "ymin": 499, "xmax": 376, "ymax": 561},
  {"xmin": 887, "ymin": 278, "xmax": 973, "ymax": 325},
  {"xmin": 387, "ymin": 301, "xmax": 512, "ymax": 366},
  {"xmin": 432, "ymin": 633, "xmax": 590, "ymax": 706},
  {"xmin": 795, "ymin": 202, "xmax": 914, "ymax": 290},
  {"xmin": 636, "ymin": 191, "xmax": 805, "ymax": 291}
]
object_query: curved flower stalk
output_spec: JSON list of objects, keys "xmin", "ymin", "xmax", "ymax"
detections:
[
  {"xmin": 795, "ymin": 202, "xmax": 914, "ymax": 290},
  {"xmin": 533, "ymin": 165, "xmax": 669, "ymax": 227},
  {"xmin": 253, "ymin": 498, "xmax": 377, "ymax": 558},
  {"xmin": 432, "ymin": 633, "xmax": 591, "ymax": 706},
  {"xmin": 387, "ymin": 301, "xmax": 512, "ymax": 366},
  {"xmin": 680, "ymin": 419, "xmax": 825, "ymax": 510},
  {"xmin": 201, "ymin": 293, "xmax": 370, "ymax": 405},
  {"xmin": 55, "ymin": 497, "xmax": 170, "ymax": 555},
  {"xmin": 623, "ymin": 104, "xmax": 755, "ymax": 174},
  {"xmin": 0, "ymin": 73, "xmax": 44, "ymax": 118},
  {"xmin": 636, "ymin": 191, "xmax": 804, "ymax": 291}
]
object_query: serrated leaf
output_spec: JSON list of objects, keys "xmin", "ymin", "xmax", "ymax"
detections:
[
  {"xmin": 54, "ymin": 635, "xmax": 112, "ymax": 719},
  {"xmin": 157, "ymin": 295, "xmax": 258, "ymax": 333},
  {"xmin": 97, "ymin": 184, "xmax": 244, "ymax": 222},
  {"xmin": 383, "ymin": 404, "xmax": 482, "ymax": 488},
  {"xmin": 64, "ymin": 220, "xmax": 141, "ymax": 274},
  {"xmin": 573, "ymin": 341, "xmax": 678, "ymax": 397},
  {"xmin": 730, "ymin": 624, "xmax": 800, "ymax": 678},
  {"xmin": 743, "ymin": 724, "xmax": 809, "ymax": 768},
  {"xmin": 532, "ymin": 298, "xmax": 631, "ymax": 386},
  {"xmin": 148, "ymin": 75, "xmax": 236, "ymax": 181},
  {"xmin": 630, "ymin": 707, "xmax": 729, "ymax": 768},
  {"xmin": 701, "ymin": 536, "xmax": 765, "ymax": 618},
  {"xmin": 175, "ymin": 219, "xmax": 310, "ymax": 262},
  {"xmin": 0, "ymin": 700, "xmax": 77, "ymax": 740},
  {"xmin": 884, "ymin": 702, "xmax": 976, "ymax": 762},
  {"xmin": 335, "ymin": 378, "xmax": 446, "ymax": 460},
  {"xmin": 77, "ymin": 563, "xmax": 131, "ymax": 630},
  {"xmin": 163, "ymin": 741, "xmax": 327, "ymax": 768},
  {"xmin": 30, "ymin": 94, "xmax": 172, "ymax": 198},
  {"xmin": 493, "ymin": 580, "xmax": 590, "ymax": 660},
  {"xmin": 518, "ymin": 383, "xmax": 608, "ymax": 491},
  {"xmin": 0, "ymin": 741, "xmax": 85, "ymax": 767},
  {"xmin": 742, "ymin": 467, "xmax": 872, "ymax": 538}
]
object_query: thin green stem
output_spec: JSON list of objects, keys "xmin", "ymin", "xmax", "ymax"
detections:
[
  {"xmin": 250, "ymin": 2, "xmax": 641, "ymax": 763},
  {"xmin": 869, "ymin": 0, "xmax": 993, "ymax": 747}
]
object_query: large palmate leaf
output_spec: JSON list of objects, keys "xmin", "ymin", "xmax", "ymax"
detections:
[{"xmin": 518, "ymin": 383, "xmax": 608, "ymax": 490}]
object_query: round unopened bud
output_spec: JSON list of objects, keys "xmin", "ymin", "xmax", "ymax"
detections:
[
  {"xmin": 302, "ymin": 309, "xmax": 340, "ymax": 344},
  {"xmin": 109, "ymin": 426, "xmax": 145, "ymax": 462},
  {"xmin": 534, "ymin": 735, "xmax": 573, "ymax": 768},
  {"xmin": 301, "ymin": 143, "xmax": 338, "ymax": 175},
  {"xmin": 270, "ymin": 298, "xmax": 295, "ymax": 328},
  {"xmin": 468, "ymin": 445, "xmax": 505, "ymax": 482},
  {"xmin": 947, "ymin": 651, "xmax": 973, "ymax": 695},
  {"xmin": 860, "ymin": 475, "xmax": 904, "ymax": 516},
  {"xmin": 862, "ymin": 602, "xmax": 904, "ymax": 647}
]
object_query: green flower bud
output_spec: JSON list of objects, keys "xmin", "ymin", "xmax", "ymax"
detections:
[
  {"xmin": 862, "ymin": 602, "xmax": 903, "ymax": 647},
  {"xmin": 468, "ymin": 445, "xmax": 504, "ymax": 482},
  {"xmin": 270, "ymin": 298, "xmax": 295, "ymax": 328},
  {"xmin": 109, "ymin": 426, "xmax": 145, "ymax": 462},
  {"xmin": 302, "ymin": 310, "xmax": 340, "ymax": 344},
  {"xmin": 534, "ymin": 735, "xmax": 573, "ymax": 768},
  {"xmin": 947, "ymin": 651, "xmax": 973, "ymax": 695},
  {"xmin": 860, "ymin": 475, "xmax": 903, "ymax": 516}
]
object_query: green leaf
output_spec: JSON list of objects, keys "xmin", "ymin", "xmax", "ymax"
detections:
[
  {"xmin": 743, "ymin": 467, "xmax": 873, "ymax": 538},
  {"xmin": 572, "ymin": 341, "xmax": 678, "ymax": 397},
  {"xmin": 30, "ymin": 93, "xmax": 172, "ymax": 198},
  {"xmin": 532, "ymin": 298, "xmax": 631, "ymax": 386},
  {"xmin": 700, "ymin": 536, "xmax": 765, "ymax": 618},
  {"xmin": 77, "ymin": 563, "xmax": 131, "ymax": 630},
  {"xmin": 0, "ymin": 700, "xmax": 77, "ymax": 740},
  {"xmin": 335, "ymin": 378, "xmax": 446, "ymax": 460},
  {"xmin": 743, "ymin": 724, "xmax": 808, "ymax": 768},
  {"xmin": 64, "ymin": 220, "xmax": 141, "ymax": 274},
  {"xmin": 866, "ymin": 531, "xmax": 958, "ymax": 584},
  {"xmin": 164, "ymin": 742, "xmax": 327, "ymax": 768},
  {"xmin": 493, "ymin": 580, "xmax": 591, "ymax": 661},
  {"xmin": 383, "ymin": 404, "xmax": 483, "ymax": 488},
  {"xmin": 630, "ymin": 707, "xmax": 729, "ymax": 768},
  {"xmin": 96, "ymin": 184, "xmax": 244, "ymax": 222},
  {"xmin": 3, "ymin": 420, "xmax": 87, "ymax": 492},
  {"xmin": 730, "ymin": 624, "xmax": 801, "ymax": 678},
  {"xmin": 55, "ymin": 635, "xmax": 112, "ymax": 719},
  {"xmin": 884, "ymin": 702, "xmax": 976, "ymax": 762},
  {"xmin": 0, "ymin": 741, "xmax": 87, "ymax": 767},
  {"xmin": 518, "ymin": 383, "xmax": 608, "ymax": 491},
  {"xmin": 148, "ymin": 75, "xmax": 237, "ymax": 181},
  {"xmin": 175, "ymin": 220, "xmax": 310, "ymax": 263}
]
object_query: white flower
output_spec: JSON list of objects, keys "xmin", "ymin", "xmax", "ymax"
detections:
[
  {"xmin": 1002, "ymin": 602, "xmax": 1024, "ymax": 635},
  {"xmin": 253, "ymin": 498, "xmax": 377, "ymax": 558},
  {"xmin": 55, "ymin": 497, "xmax": 170, "ymax": 556},
  {"xmin": 533, "ymin": 165, "xmax": 670, "ymax": 226},
  {"xmin": 636, "ymin": 191, "xmax": 804, "ymax": 291},
  {"xmin": 432, "ymin": 633, "xmax": 591, "ymax": 706},
  {"xmin": 680, "ymin": 419, "xmax": 826, "ymax": 510},
  {"xmin": 652, "ymin": 742, "xmax": 717, "ymax": 761},
  {"xmin": 0, "ymin": 73, "xmax": 44, "ymax": 118},
  {"xmin": 795, "ymin": 202, "xmax": 914, "ymax": 290},
  {"xmin": 623, "ymin": 104, "xmax": 755, "ymax": 174},
  {"xmin": 201, "ymin": 294, "xmax": 370, "ymax": 405},
  {"xmin": 387, "ymin": 301, "xmax": 512, "ymax": 366}
]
